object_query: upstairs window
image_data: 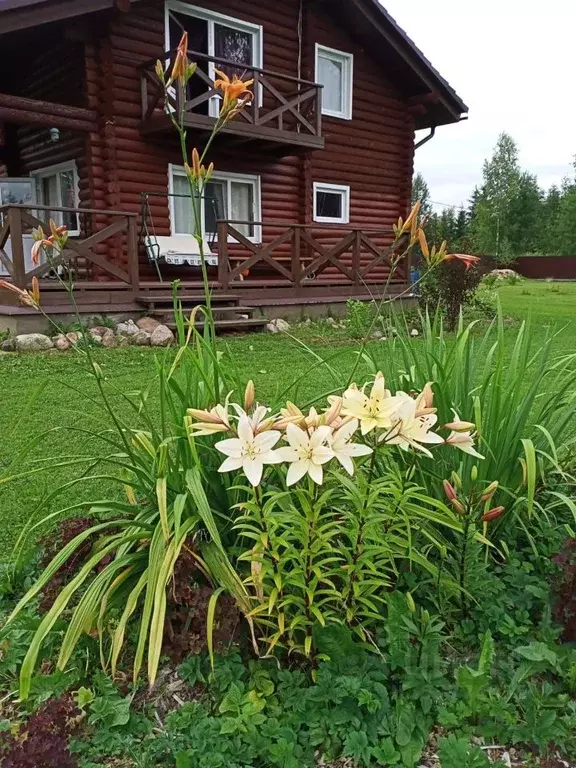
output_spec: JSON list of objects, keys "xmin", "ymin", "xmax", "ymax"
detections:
[
  {"xmin": 313, "ymin": 182, "xmax": 350, "ymax": 224},
  {"xmin": 170, "ymin": 166, "xmax": 262, "ymax": 242},
  {"xmin": 166, "ymin": 3, "xmax": 262, "ymax": 117},
  {"xmin": 315, "ymin": 44, "xmax": 353, "ymax": 120}
]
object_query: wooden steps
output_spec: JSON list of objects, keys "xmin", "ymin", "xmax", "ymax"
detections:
[{"xmin": 134, "ymin": 290, "xmax": 267, "ymax": 334}]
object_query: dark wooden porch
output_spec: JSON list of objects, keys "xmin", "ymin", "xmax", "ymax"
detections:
[{"xmin": 0, "ymin": 203, "xmax": 411, "ymax": 329}]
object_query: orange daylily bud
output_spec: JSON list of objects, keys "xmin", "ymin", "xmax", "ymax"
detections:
[
  {"xmin": 155, "ymin": 59, "xmax": 165, "ymax": 81},
  {"xmin": 401, "ymin": 201, "xmax": 420, "ymax": 234},
  {"xmin": 191, "ymin": 147, "xmax": 202, "ymax": 179},
  {"xmin": 31, "ymin": 277, "xmax": 40, "ymax": 307},
  {"xmin": 418, "ymin": 228, "xmax": 430, "ymax": 259},
  {"xmin": 482, "ymin": 506, "xmax": 505, "ymax": 522},
  {"xmin": 244, "ymin": 380, "xmax": 255, "ymax": 411}
]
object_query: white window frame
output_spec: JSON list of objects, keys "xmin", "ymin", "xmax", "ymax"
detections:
[
  {"xmin": 313, "ymin": 182, "xmax": 350, "ymax": 224},
  {"xmin": 169, "ymin": 164, "xmax": 262, "ymax": 243},
  {"xmin": 315, "ymin": 44, "xmax": 354, "ymax": 120},
  {"xmin": 165, "ymin": 2, "xmax": 263, "ymax": 118},
  {"xmin": 31, "ymin": 161, "xmax": 80, "ymax": 235}
]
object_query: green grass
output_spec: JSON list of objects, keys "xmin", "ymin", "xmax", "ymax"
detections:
[{"xmin": 0, "ymin": 280, "xmax": 574, "ymax": 560}]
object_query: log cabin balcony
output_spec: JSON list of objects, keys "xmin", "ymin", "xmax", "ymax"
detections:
[{"xmin": 139, "ymin": 50, "xmax": 325, "ymax": 155}]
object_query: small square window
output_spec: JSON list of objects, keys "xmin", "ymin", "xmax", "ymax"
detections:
[
  {"xmin": 313, "ymin": 183, "xmax": 350, "ymax": 224},
  {"xmin": 315, "ymin": 44, "xmax": 353, "ymax": 120}
]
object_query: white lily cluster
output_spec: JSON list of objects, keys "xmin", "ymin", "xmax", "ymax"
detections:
[{"xmin": 186, "ymin": 374, "xmax": 483, "ymax": 487}]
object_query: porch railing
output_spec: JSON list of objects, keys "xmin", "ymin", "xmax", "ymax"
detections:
[
  {"xmin": 216, "ymin": 221, "xmax": 408, "ymax": 291},
  {"xmin": 140, "ymin": 49, "xmax": 323, "ymax": 144},
  {"xmin": 0, "ymin": 204, "xmax": 139, "ymax": 290}
]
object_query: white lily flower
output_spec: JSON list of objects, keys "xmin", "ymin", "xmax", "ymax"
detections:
[
  {"xmin": 276, "ymin": 423, "xmax": 334, "ymax": 486},
  {"xmin": 382, "ymin": 393, "xmax": 444, "ymax": 458},
  {"xmin": 445, "ymin": 429, "xmax": 485, "ymax": 459},
  {"xmin": 232, "ymin": 403, "xmax": 274, "ymax": 432},
  {"xmin": 215, "ymin": 415, "xmax": 283, "ymax": 486},
  {"xmin": 341, "ymin": 372, "xmax": 404, "ymax": 435},
  {"xmin": 328, "ymin": 418, "xmax": 372, "ymax": 475}
]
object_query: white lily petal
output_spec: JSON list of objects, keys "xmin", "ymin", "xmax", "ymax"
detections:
[
  {"xmin": 237, "ymin": 415, "xmax": 254, "ymax": 444},
  {"xmin": 286, "ymin": 459, "xmax": 310, "ymax": 486},
  {"xmin": 333, "ymin": 418, "xmax": 358, "ymax": 444},
  {"xmin": 313, "ymin": 446, "xmax": 335, "ymax": 464},
  {"xmin": 344, "ymin": 442, "xmax": 373, "ymax": 457},
  {"xmin": 243, "ymin": 457, "xmax": 264, "ymax": 486},
  {"xmin": 309, "ymin": 425, "xmax": 332, "ymax": 448},
  {"xmin": 275, "ymin": 446, "xmax": 300, "ymax": 462},
  {"xmin": 218, "ymin": 455, "xmax": 243, "ymax": 473},
  {"xmin": 336, "ymin": 453, "xmax": 355, "ymax": 476},
  {"xmin": 254, "ymin": 430, "xmax": 281, "ymax": 452},
  {"xmin": 307, "ymin": 460, "xmax": 324, "ymax": 485},
  {"xmin": 285, "ymin": 423, "xmax": 309, "ymax": 449},
  {"xmin": 215, "ymin": 437, "xmax": 244, "ymax": 458},
  {"xmin": 261, "ymin": 449, "xmax": 284, "ymax": 465}
]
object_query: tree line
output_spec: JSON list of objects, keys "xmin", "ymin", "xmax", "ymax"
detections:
[{"xmin": 412, "ymin": 132, "xmax": 576, "ymax": 262}]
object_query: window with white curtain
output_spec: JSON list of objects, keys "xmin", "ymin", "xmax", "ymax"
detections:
[
  {"xmin": 170, "ymin": 166, "xmax": 262, "ymax": 242},
  {"xmin": 315, "ymin": 44, "xmax": 354, "ymax": 120},
  {"xmin": 31, "ymin": 162, "xmax": 79, "ymax": 234}
]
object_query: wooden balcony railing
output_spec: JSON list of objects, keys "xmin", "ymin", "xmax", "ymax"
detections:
[
  {"xmin": 140, "ymin": 49, "xmax": 324, "ymax": 151},
  {"xmin": 0, "ymin": 205, "xmax": 139, "ymax": 290},
  {"xmin": 216, "ymin": 221, "xmax": 408, "ymax": 292}
]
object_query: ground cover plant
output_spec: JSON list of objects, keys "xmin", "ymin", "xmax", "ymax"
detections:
[{"xmin": 1, "ymin": 38, "xmax": 576, "ymax": 767}]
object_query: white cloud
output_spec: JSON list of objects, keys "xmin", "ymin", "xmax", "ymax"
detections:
[{"xmin": 382, "ymin": 0, "xmax": 575, "ymax": 207}]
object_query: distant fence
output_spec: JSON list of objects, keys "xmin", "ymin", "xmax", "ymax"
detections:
[{"xmin": 513, "ymin": 255, "xmax": 576, "ymax": 280}]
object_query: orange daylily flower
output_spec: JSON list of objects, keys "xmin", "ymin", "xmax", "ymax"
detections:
[
  {"xmin": 31, "ymin": 221, "xmax": 69, "ymax": 265},
  {"xmin": 444, "ymin": 253, "xmax": 482, "ymax": 271},
  {"xmin": 214, "ymin": 69, "xmax": 254, "ymax": 118}
]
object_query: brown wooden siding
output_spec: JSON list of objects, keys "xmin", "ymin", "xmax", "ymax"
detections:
[{"xmin": 95, "ymin": 0, "xmax": 415, "ymax": 280}]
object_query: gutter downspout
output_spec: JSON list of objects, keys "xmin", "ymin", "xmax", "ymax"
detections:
[{"xmin": 414, "ymin": 125, "xmax": 436, "ymax": 150}]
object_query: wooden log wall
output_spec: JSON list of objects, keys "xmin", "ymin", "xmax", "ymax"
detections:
[{"xmin": 97, "ymin": 0, "xmax": 415, "ymax": 282}]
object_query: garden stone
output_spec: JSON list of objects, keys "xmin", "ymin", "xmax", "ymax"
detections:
[
  {"xmin": 371, "ymin": 330, "xmax": 383, "ymax": 339},
  {"xmin": 325, "ymin": 317, "xmax": 336, "ymax": 325},
  {"xmin": 101, "ymin": 329, "xmax": 117, "ymax": 348},
  {"xmin": 116, "ymin": 319, "xmax": 139, "ymax": 337},
  {"xmin": 89, "ymin": 329, "xmax": 103, "ymax": 344},
  {"xmin": 66, "ymin": 331, "xmax": 84, "ymax": 345},
  {"xmin": 54, "ymin": 335, "xmax": 71, "ymax": 351},
  {"xmin": 131, "ymin": 329, "xmax": 151, "ymax": 346},
  {"xmin": 265, "ymin": 318, "xmax": 290, "ymax": 334},
  {"xmin": 150, "ymin": 324, "xmax": 174, "ymax": 347},
  {"xmin": 90, "ymin": 325, "xmax": 110, "ymax": 338},
  {"xmin": 410, "ymin": 328, "xmax": 419, "ymax": 337},
  {"xmin": 15, "ymin": 333, "xmax": 53, "ymax": 352},
  {"xmin": 1, "ymin": 338, "xmax": 16, "ymax": 352},
  {"xmin": 137, "ymin": 316, "xmax": 161, "ymax": 333}
]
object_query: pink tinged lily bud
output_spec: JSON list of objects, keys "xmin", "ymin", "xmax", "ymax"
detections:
[
  {"xmin": 255, "ymin": 416, "xmax": 276, "ymax": 434},
  {"xmin": 444, "ymin": 418, "xmax": 476, "ymax": 432},
  {"xmin": 451, "ymin": 498, "xmax": 467, "ymax": 516},
  {"xmin": 421, "ymin": 382, "xmax": 434, "ymax": 409},
  {"xmin": 481, "ymin": 481, "xmax": 499, "ymax": 502},
  {"xmin": 189, "ymin": 422, "xmax": 230, "ymax": 436},
  {"xmin": 324, "ymin": 396, "xmax": 343, "ymax": 426},
  {"xmin": 244, "ymin": 380, "xmax": 255, "ymax": 411},
  {"xmin": 443, "ymin": 479, "xmax": 457, "ymax": 501},
  {"xmin": 482, "ymin": 506, "xmax": 505, "ymax": 522},
  {"xmin": 187, "ymin": 407, "xmax": 222, "ymax": 424}
]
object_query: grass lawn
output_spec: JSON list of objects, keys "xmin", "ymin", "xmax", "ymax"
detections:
[{"xmin": 0, "ymin": 279, "xmax": 574, "ymax": 561}]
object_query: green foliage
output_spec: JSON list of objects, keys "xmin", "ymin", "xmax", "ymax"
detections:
[
  {"xmin": 418, "ymin": 258, "xmax": 486, "ymax": 330},
  {"xmin": 346, "ymin": 299, "xmax": 374, "ymax": 339},
  {"xmin": 437, "ymin": 735, "xmax": 494, "ymax": 768}
]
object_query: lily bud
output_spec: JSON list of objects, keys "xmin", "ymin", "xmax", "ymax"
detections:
[
  {"xmin": 451, "ymin": 498, "xmax": 467, "ymax": 515},
  {"xmin": 451, "ymin": 470, "xmax": 462, "ymax": 489},
  {"xmin": 187, "ymin": 407, "xmax": 222, "ymax": 424},
  {"xmin": 244, "ymin": 380, "xmax": 255, "ymax": 411},
  {"xmin": 191, "ymin": 147, "xmax": 202, "ymax": 180},
  {"xmin": 444, "ymin": 417, "xmax": 475, "ymax": 432},
  {"xmin": 155, "ymin": 59, "xmax": 165, "ymax": 81},
  {"xmin": 482, "ymin": 506, "xmax": 505, "ymax": 522},
  {"xmin": 443, "ymin": 479, "xmax": 457, "ymax": 501},
  {"xmin": 406, "ymin": 592, "xmax": 416, "ymax": 613},
  {"xmin": 481, "ymin": 480, "xmax": 499, "ymax": 502},
  {"xmin": 31, "ymin": 277, "xmax": 41, "ymax": 307},
  {"xmin": 418, "ymin": 228, "xmax": 430, "ymax": 259},
  {"xmin": 324, "ymin": 396, "xmax": 343, "ymax": 425},
  {"xmin": 470, "ymin": 465, "xmax": 478, "ymax": 482}
]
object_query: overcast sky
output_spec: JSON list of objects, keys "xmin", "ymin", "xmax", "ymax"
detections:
[{"xmin": 382, "ymin": 0, "xmax": 575, "ymax": 211}]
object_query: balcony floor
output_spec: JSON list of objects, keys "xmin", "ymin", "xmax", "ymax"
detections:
[{"xmin": 141, "ymin": 112, "xmax": 325, "ymax": 155}]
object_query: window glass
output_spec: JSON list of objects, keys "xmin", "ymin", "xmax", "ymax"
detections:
[
  {"xmin": 172, "ymin": 173, "xmax": 194, "ymax": 235},
  {"xmin": 229, "ymin": 181, "xmax": 254, "ymax": 237},
  {"xmin": 204, "ymin": 180, "xmax": 227, "ymax": 234},
  {"xmin": 316, "ymin": 190, "xmax": 343, "ymax": 220}
]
